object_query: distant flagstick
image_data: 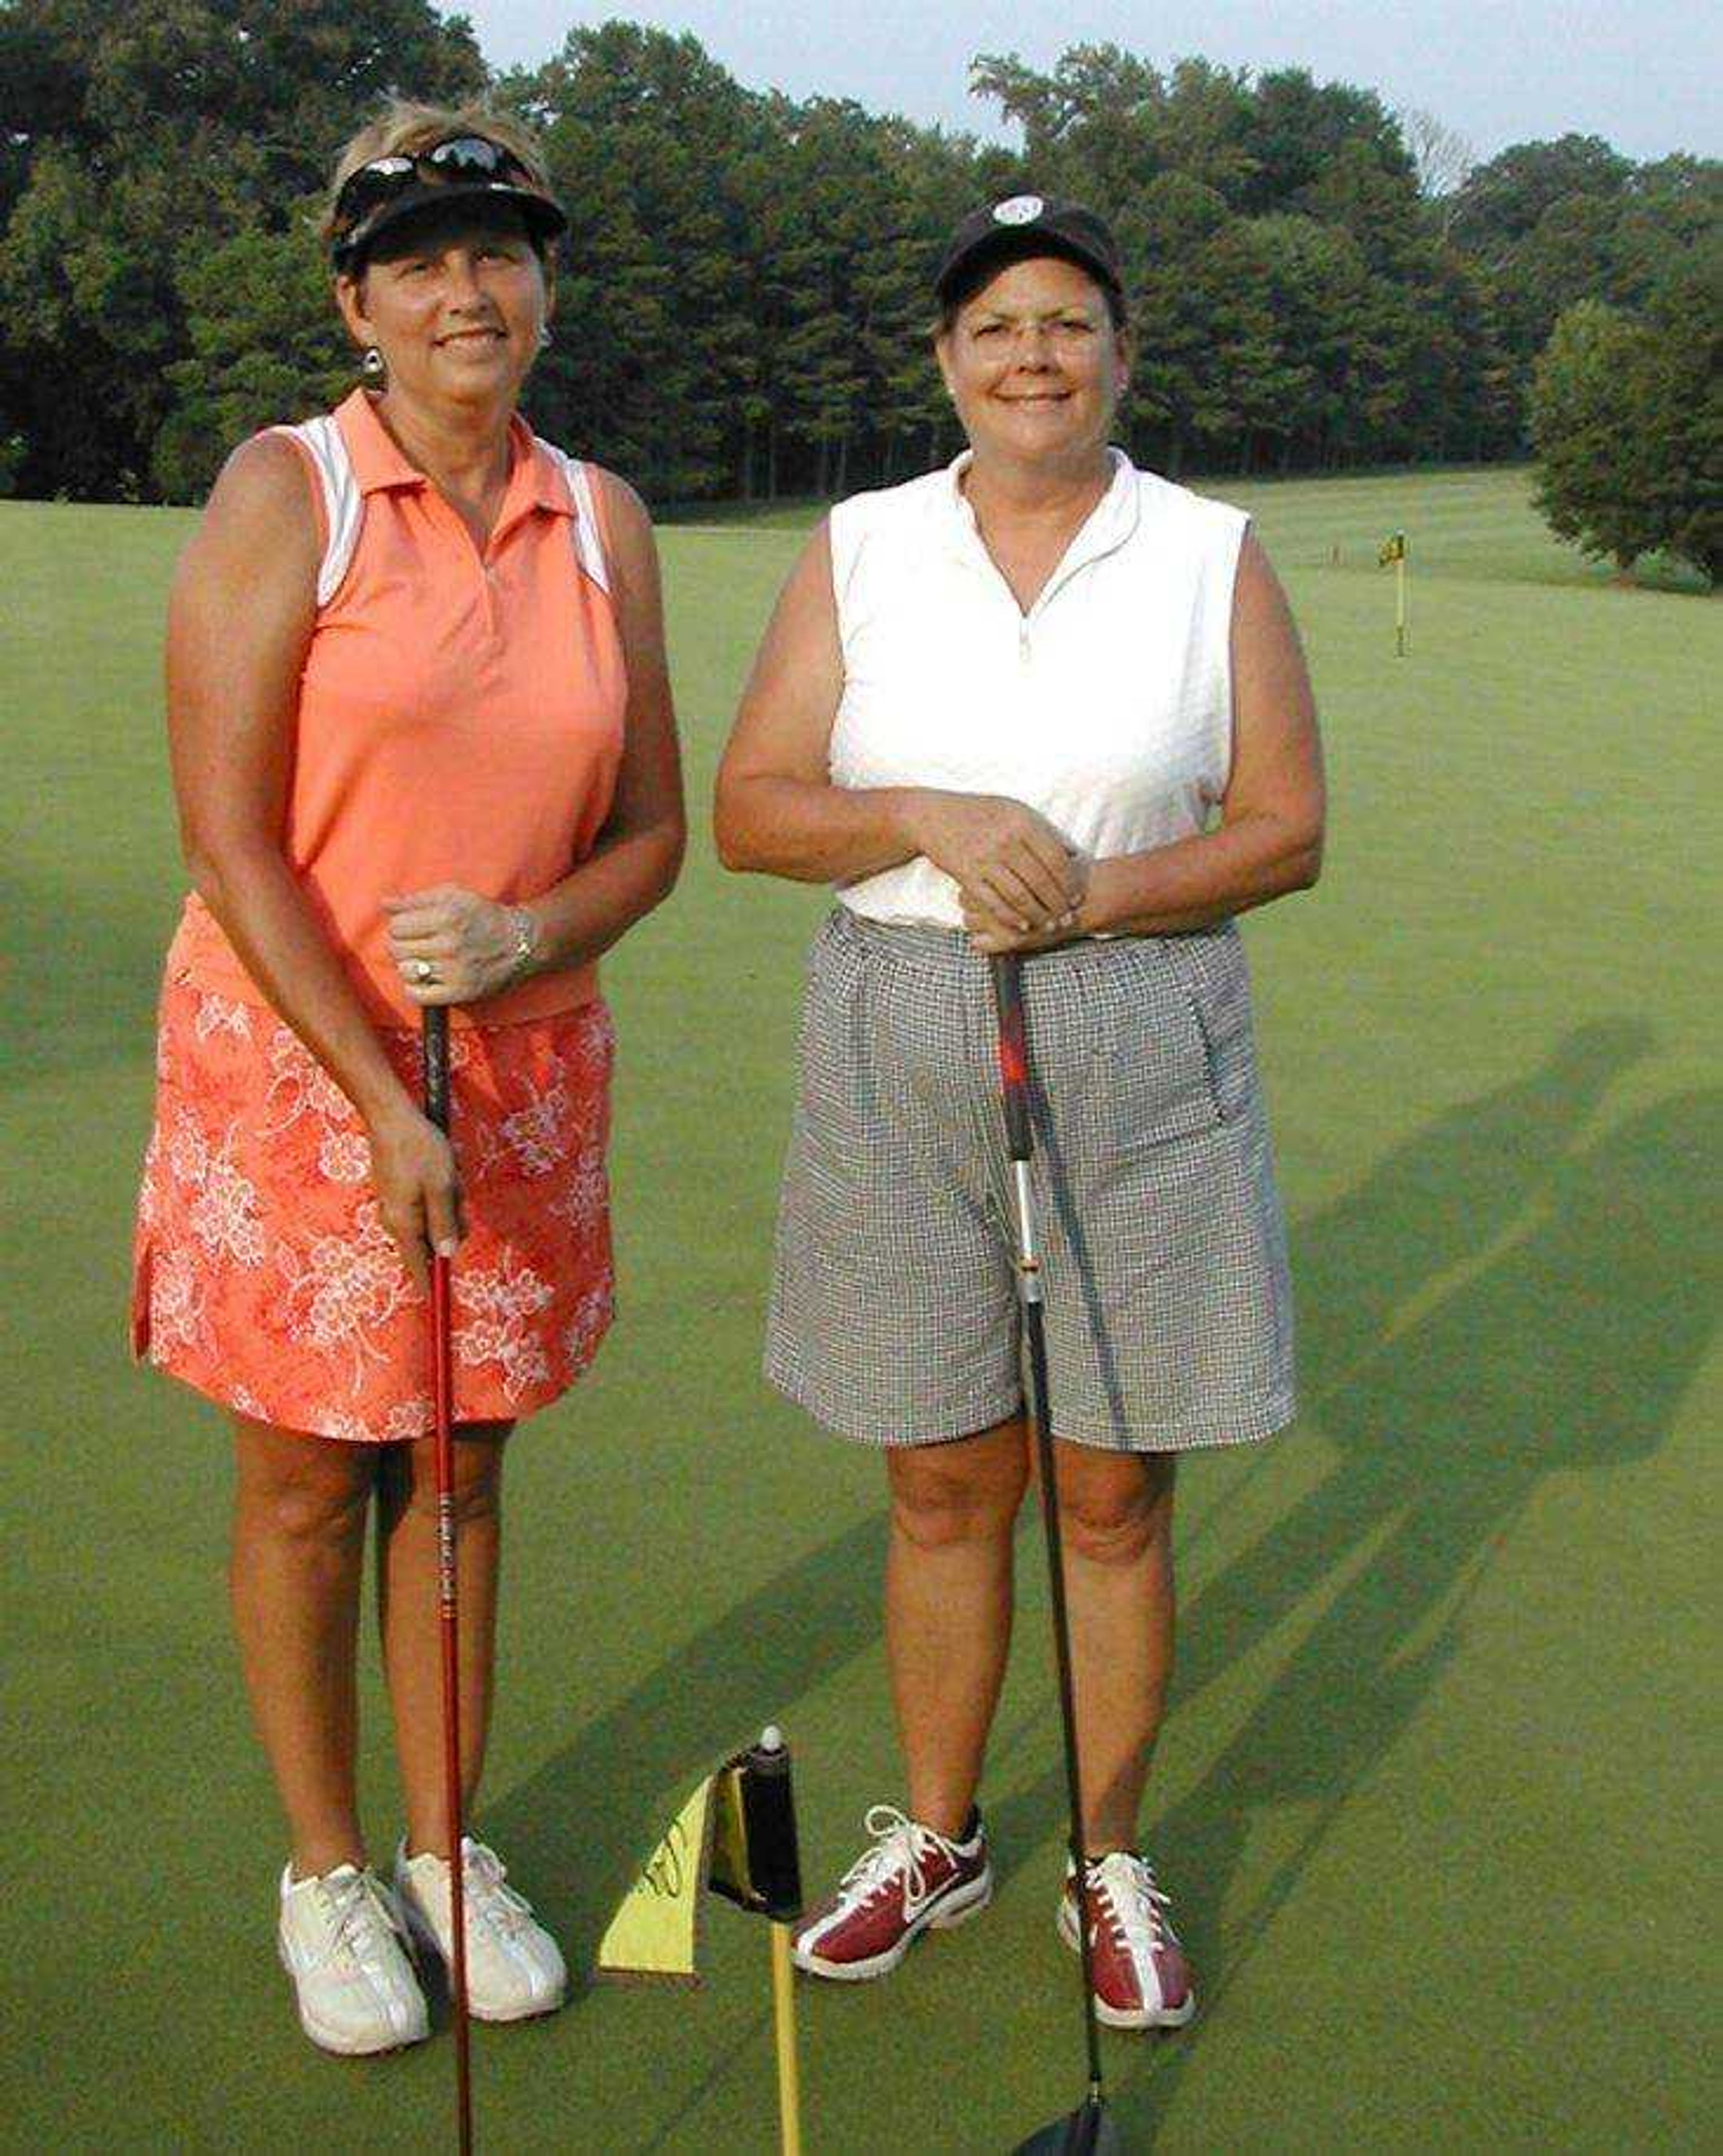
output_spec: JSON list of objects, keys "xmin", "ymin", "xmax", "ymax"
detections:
[{"xmin": 1379, "ymin": 529, "xmax": 1409, "ymax": 655}]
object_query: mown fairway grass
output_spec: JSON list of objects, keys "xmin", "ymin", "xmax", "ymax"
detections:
[{"xmin": 4, "ymin": 465, "xmax": 1718, "ymax": 2150}]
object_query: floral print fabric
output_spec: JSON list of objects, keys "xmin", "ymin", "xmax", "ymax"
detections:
[{"xmin": 132, "ymin": 977, "xmax": 615, "ymax": 1441}]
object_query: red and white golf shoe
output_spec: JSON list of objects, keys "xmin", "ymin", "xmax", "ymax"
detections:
[
  {"xmin": 1058, "ymin": 1850, "xmax": 1196, "ymax": 2029},
  {"xmin": 793, "ymin": 1804, "xmax": 993, "ymax": 1980}
]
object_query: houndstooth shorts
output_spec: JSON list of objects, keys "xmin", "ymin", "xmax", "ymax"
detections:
[{"xmin": 765, "ymin": 906, "xmax": 1296, "ymax": 1452}]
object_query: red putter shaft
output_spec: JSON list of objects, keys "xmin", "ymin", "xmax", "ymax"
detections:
[{"xmin": 422, "ymin": 1006, "xmax": 473, "ymax": 2156}]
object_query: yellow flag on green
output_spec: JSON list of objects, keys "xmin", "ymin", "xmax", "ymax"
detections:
[
  {"xmin": 597, "ymin": 1732, "xmax": 803, "ymax": 1985},
  {"xmin": 1378, "ymin": 530, "xmax": 1407, "ymax": 564}
]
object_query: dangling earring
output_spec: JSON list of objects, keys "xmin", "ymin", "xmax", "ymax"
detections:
[
  {"xmin": 360, "ymin": 345, "xmax": 386, "ymax": 384},
  {"xmin": 537, "ymin": 324, "xmax": 552, "ymax": 350}
]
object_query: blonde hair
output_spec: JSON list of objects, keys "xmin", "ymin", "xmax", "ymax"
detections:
[{"xmin": 321, "ymin": 99, "xmax": 557, "ymax": 257}]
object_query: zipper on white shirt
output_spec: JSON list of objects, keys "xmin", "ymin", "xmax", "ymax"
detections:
[{"xmin": 1017, "ymin": 552, "xmax": 1102, "ymax": 656}]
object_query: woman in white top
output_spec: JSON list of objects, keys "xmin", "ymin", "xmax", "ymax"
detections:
[{"xmin": 714, "ymin": 197, "xmax": 1324, "ymax": 2027}]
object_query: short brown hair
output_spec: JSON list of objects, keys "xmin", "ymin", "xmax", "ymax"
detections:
[{"xmin": 320, "ymin": 100, "xmax": 556, "ymax": 259}]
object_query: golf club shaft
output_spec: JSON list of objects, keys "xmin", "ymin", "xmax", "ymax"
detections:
[
  {"xmin": 1022, "ymin": 1295, "xmax": 1105, "ymax": 2102},
  {"xmin": 989, "ymin": 956, "xmax": 1106, "ymax": 2103},
  {"xmin": 422, "ymin": 1006, "xmax": 473, "ymax": 2155}
]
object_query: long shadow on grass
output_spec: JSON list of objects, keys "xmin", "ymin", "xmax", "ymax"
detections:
[
  {"xmin": 485, "ymin": 1509, "xmax": 888, "ymax": 1979},
  {"xmin": 1100, "ymin": 1056, "xmax": 1722, "ymax": 2143},
  {"xmin": 988, "ymin": 1020, "xmax": 1656, "ymax": 1879},
  {"xmin": 489, "ymin": 1027, "xmax": 1716, "ymax": 2149}
]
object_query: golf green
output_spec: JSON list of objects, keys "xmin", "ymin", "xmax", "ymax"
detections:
[{"xmin": 3, "ymin": 465, "xmax": 1717, "ymax": 2150}]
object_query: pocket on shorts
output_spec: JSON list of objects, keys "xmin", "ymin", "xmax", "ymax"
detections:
[
  {"xmin": 1105, "ymin": 943, "xmax": 1225, "ymax": 1147},
  {"xmin": 1154, "ymin": 928, "xmax": 1259, "ymax": 1124},
  {"xmin": 789, "ymin": 919, "xmax": 870, "ymax": 1174}
]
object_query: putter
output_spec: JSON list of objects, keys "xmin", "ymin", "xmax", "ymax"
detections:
[
  {"xmin": 422, "ymin": 1005, "xmax": 474, "ymax": 2155},
  {"xmin": 991, "ymin": 955, "xmax": 1123, "ymax": 2156}
]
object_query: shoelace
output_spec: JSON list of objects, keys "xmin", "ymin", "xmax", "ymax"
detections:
[
  {"xmin": 315, "ymin": 1869, "xmax": 404, "ymax": 1974},
  {"xmin": 1081, "ymin": 1853, "xmax": 1176, "ymax": 1959},
  {"xmin": 461, "ymin": 1840, "xmax": 536, "ymax": 1939},
  {"xmin": 835, "ymin": 1805, "xmax": 958, "ymax": 1919}
]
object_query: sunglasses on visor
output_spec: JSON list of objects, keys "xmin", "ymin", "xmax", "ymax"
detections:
[{"xmin": 331, "ymin": 136, "xmax": 543, "ymax": 265}]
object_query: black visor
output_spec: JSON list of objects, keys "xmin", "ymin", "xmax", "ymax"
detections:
[{"xmin": 331, "ymin": 135, "xmax": 568, "ymax": 270}]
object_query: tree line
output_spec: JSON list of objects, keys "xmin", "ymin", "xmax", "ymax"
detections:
[
  {"xmin": 0, "ymin": 2, "xmax": 1716, "ymax": 525},
  {"xmin": 1530, "ymin": 251, "xmax": 1720, "ymax": 583}
]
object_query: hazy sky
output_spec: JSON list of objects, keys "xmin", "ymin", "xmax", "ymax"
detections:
[{"xmin": 463, "ymin": 1, "xmax": 1718, "ymax": 166}]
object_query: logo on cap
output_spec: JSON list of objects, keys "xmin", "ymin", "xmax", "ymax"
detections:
[{"xmin": 993, "ymin": 195, "xmax": 1045, "ymax": 227}]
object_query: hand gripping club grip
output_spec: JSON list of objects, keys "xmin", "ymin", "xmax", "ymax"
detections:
[{"xmin": 989, "ymin": 955, "xmax": 1033, "ymax": 1163}]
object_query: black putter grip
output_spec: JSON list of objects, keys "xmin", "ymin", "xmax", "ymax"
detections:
[
  {"xmin": 421, "ymin": 1006, "xmax": 451, "ymax": 1135},
  {"xmin": 741, "ymin": 1737, "xmax": 804, "ymax": 1922},
  {"xmin": 989, "ymin": 954, "xmax": 1033, "ymax": 1162}
]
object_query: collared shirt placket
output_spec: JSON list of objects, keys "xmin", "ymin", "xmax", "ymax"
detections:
[
  {"xmin": 477, "ymin": 495, "xmax": 544, "ymax": 642},
  {"xmin": 477, "ymin": 540, "xmax": 502, "ymax": 638},
  {"xmin": 947, "ymin": 467, "xmax": 1138, "ymax": 680}
]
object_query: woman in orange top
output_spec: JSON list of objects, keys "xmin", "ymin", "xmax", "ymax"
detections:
[{"xmin": 130, "ymin": 102, "xmax": 684, "ymax": 2054}]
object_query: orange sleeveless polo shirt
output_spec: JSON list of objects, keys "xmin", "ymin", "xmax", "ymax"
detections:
[{"xmin": 167, "ymin": 389, "xmax": 627, "ymax": 1028}]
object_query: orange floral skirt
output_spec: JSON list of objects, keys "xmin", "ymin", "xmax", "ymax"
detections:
[{"xmin": 131, "ymin": 975, "xmax": 615, "ymax": 1442}]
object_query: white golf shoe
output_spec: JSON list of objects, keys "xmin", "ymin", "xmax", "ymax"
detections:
[
  {"xmin": 277, "ymin": 1862, "xmax": 430, "ymax": 2055},
  {"xmin": 394, "ymin": 1837, "xmax": 567, "ymax": 2022}
]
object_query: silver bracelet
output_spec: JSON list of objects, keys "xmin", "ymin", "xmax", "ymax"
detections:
[{"xmin": 506, "ymin": 905, "xmax": 540, "ymax": 980}]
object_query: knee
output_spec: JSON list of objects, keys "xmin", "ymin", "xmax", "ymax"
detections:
[
  {"xmin": 245, "ymin": 1457, "xmax": 373, "ymax": 1549},
  {"xmin": 890, "ymin": 1453, "xmax": 1027, "ymax": 1553},
  {"xmin": 1058, "ymin": 1458, "xmax": 1175, "ymax": 1569}
]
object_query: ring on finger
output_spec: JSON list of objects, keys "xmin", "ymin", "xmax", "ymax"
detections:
[{"xmin": 413, "ymin": 958, "xmax": 436, "ymax": 984}]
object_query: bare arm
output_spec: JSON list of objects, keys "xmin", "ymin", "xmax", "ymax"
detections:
[
  {"xmin": 167, "ymin": 436, "xmax": 457, "ymax": 1284},
  {"xmin": 713, "ymin": 522, "xmax": 926, "ymax": 883},
  {"xmin": 714, "ymin": 524, "xmax": 1082, "ymax": 927},
  {"xmin": 533, "ymin": 470, "xmax": 686, "ymax": 962},
  {"xmin": 382, "ymin": 470, "xmax": 686, "ymax": 998},
  {"xmin": 964, "ymin": 532, "xmax": 1325, "ymax": 950}
]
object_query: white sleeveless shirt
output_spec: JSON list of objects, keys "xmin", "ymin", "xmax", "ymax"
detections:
[{"xmin": 828, "ymin": 449, "xmax": 1249, "ymax": 928}]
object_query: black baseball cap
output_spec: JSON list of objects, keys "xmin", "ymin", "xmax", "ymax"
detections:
[
  {"xmin": 331, "ymin": 135, "xmax": 568, "ymax": 271},
  {"xmin": 934, "ymin": 195, "xmax": 1124, "ymax": 306}
]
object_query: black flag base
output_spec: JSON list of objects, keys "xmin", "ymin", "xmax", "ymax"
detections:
[{"xmin": 1014, "ymin": 2095, "xmax": 1124, "ymax": 2153}]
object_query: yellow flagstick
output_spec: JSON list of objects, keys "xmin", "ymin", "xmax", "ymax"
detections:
[
  {"xmin": 1379, "ymin": 530, "xmax": 1408, "ymax": 656},
  {"xmin": 770, "ymin": 1919, "xmax": 804, "ymax": 2156},
  {"xmin": 600, "ymin": 1726, "xmax": 807, "ymax": 2142}
]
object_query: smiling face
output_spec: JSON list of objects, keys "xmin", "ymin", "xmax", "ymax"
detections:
[
  {"xmin": 936, "ymin": 252, "xmax": 1128, "ymax": 474},
  {"xmin": 335, "ymin": 201, "xmax": 551, "ymax": 413}
]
